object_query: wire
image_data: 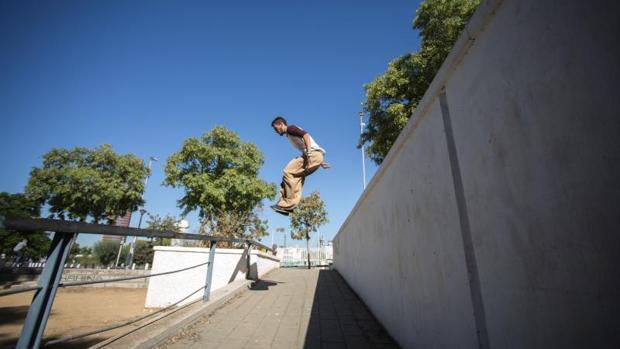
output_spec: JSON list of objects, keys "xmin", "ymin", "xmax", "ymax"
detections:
[
  {"xmin": 0, "ymin": 285, "xmax": 41, "ymax": 297},
  {"xmin": 43, "ymin": 284, "xmax": 207, "ymax": 347},
  {"xmin": 59, "ymin": 261, "xmax": 210, "ymax": 287}
]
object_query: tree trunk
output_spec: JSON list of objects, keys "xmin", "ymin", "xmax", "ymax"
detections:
[{"xmin": 306, "ymin": 233, "xmax": 311, "ymax": 269}]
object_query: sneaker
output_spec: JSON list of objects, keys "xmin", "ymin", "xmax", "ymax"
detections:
[{"xmin": 270, "ymin": 205, "xmax": 290, "ymax": 216}]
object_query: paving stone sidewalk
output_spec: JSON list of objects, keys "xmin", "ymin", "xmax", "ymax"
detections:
[{"xmin": 158, "ymin": 268, "xmax": 399, "ymax": 349}]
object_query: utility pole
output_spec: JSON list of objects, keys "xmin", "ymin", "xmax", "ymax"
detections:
[{"xmin": 359, "ymin": 111, "xmax": 367, "ymax": 190}]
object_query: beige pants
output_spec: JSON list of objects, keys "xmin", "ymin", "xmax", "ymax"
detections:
[{"xmin": 276, "ymin": 151, "xmax": 324, "ymax": 210}]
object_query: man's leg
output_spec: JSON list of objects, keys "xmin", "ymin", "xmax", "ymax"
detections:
[
  {"xmin": 277, "ymin": 152, "xmax": 324, "ymax": 210},
  {"xmin": 276, "ymin": 157, "xmax": 305, "ymax": 209},
  {"xmin": 304, "ymin": 151, "xmax": 324, "ymax": 176}
]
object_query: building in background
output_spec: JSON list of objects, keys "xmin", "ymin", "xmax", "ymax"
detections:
[
  {"xmin": 277, "ymin": 242, "xmax": 333, "ymax": 267},
  {"xmin": 101, "ymin": 211, "xmax": 132, "ymax": 241}
]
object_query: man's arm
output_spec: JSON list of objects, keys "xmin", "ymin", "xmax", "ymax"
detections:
[
  {"xmin": 302, "ymin": 133, "xmax": 312, "ymax": 155},
  {"xmin": 286, "ymin": 125, "xmax": 311, "ymax": 156},
  {"xmin": 301, "ymin": 132, "xmax": 330, "ymax": 169}
]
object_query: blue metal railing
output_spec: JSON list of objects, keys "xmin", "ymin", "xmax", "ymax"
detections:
[{"xmin": 0, "ymin": 216, "xmax": 275, "ymax": 348}]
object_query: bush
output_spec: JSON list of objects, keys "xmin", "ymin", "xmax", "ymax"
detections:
[{"xmin": 93, "ymin": 240, "xmax": 127, "ymax": 266}]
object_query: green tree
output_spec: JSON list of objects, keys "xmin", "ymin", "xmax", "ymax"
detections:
[
  {"xmin": 93, "ymin": 240, "xmax": 127, "ymax": 266},
  {"xmin": 290, "ymin": 192, "xmax": 328, "ymax": 269},
  {"xmin": 132, "ymin": 240, "xmax": 156, "ymax": 266},
  {"xmin": 145, "ymin": 213, "xmax": 180, "ymax": 246},
  {"xmin": 25, "ymin": 144, "xmax": 150, "ymax": 222},
  {"xmin": 80, "ymin": 246, "xmax": 93, "ymax": 256},
  {"xmin": 70, "ymin": 242, "xmax": 81, "ymax": 258},
  {"xmin": 361, "ymin": 0, "xmax": 480, "ymax": 164},
  {"xmin": 247, "ymin": 215, "xmax": 269, "ymax": 241},
  {"xmin": 72, "ymin": 245, "xmax": 97, "ymax": 266},
  {"xmin": 0, "ymin": 192, "xmax": 51, "ymax": 260},
  {"xmin": 201, "ymin": 209, "xmax": 268, "ymax": 248},
  {"xmin": 164, "ymin": 126, "xmax": 276, "ymax": 239}
]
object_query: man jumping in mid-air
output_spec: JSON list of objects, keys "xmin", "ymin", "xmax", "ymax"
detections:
[{"xmin": 270, "ymin": 116, "xmax": 329, "ymax": 216}]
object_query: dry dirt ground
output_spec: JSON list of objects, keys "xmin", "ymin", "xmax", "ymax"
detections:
[{"xmin": 0, "ymin": 287, "xmax": 149, "ymax": 349}]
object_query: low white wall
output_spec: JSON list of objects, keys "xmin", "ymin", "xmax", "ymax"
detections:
[
  {"xmin": 145, "ymin": 246, "xmax": 279, "ymax": 308},
  {"xmin": 334, "ymin": 0, "xmax": 620, "ymax": 348},
  {"xmin": 61, "ymin": 269, "xmax": 150, "ymax": 288}
]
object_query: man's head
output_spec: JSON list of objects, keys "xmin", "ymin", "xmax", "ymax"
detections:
[{"xmin": 271, "ymin": 116, "xmax": 287, "ymax": 136}]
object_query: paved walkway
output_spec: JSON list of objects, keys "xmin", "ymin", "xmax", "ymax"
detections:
[{"xmin": 159, "ymin": 268, "xmax": 398, "ymax": 349}]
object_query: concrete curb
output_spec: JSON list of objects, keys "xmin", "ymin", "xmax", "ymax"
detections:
[{"xmin": 90, "ymin": 278, "xmax": 254, "ymax": 349}]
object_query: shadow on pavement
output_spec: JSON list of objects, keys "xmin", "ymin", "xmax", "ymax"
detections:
[
  {"xmin": 0, "ymin": 335, "xmax": 105, "ymax": 349},
  {"xmin": 249, "ymin": 279, "xmax": 282, "ymax": 291},
  {"xmin": 303, "ymin": 269, "xmax": 400, "ymax": 349},
  {"xmin": 0, "ymin": 305, "xmax": 29, "ymax": 327}
]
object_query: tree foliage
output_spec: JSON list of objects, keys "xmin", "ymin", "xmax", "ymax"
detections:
[
  {"xmin": 133, "ymin": 240, "xmax": 156, "ymax": 265},
  {"xmin": 361, "ymin": 0, "xmax": 480, "ymax": 164},
  {"xmin": 25, "ymin": 144, "xmax": 150, "ymax": 222},
  {"xmin": 145, "ymin": 213, "xmax": 180, "ymax": 246},
  {"xmin": 93, "ymin": 240, "xmax": 127, "ymax": 266},
  {"xmin": 0, "ymin": 192, "xmax": 50, "ymax": 260},
  {"xmin": 164, "ymin": 126, "xmax": 276, "ymax": 238},
  {"xmin": 204, "ymin": 210, "xmax": 269, "ymax": 246},
  {"xmin": 290, "ymin": 192, "xmax": 328, "ymax": 269},
  {"xmin": 246, "ymin": 215, "xmax": 269, "ymax": 241},
  {"xmin": 68, "ymin": 243, "xmax": 97, "ymax": 265},
  {"xmin": 290, "ymin": 192, "xmax": 328, "ymax": 241}
]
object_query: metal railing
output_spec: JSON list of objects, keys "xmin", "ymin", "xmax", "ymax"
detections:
[{"xmin": 0, "ymin": 216, "xmax": 275, "ymax": 349}]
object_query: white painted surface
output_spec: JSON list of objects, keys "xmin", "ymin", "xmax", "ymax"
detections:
[
  {"xmin": 334, "ymin": 0, "xmax": 620, "ymax": 348},
  {"xmin": 145, "ymin": 246, "xmax": 279, "ymax": 308}
]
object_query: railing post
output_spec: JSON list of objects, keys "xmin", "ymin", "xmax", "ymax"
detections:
[
  {"xmin": 203, "ymin": 240, "xmax": 217, "ymax": 301},
  {"xmin": 17, "ymin": 231, "xmax": 76, "ymax": 349}
]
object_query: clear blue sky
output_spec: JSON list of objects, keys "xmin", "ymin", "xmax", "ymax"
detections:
[{"xmin": 0, "ymin": 0, "xmax": 422, "ymax": 247}]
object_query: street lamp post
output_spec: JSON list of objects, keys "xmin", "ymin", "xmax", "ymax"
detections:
[
  {"xmin": 114, "ymin": 236, "xmax": 126, "ymax": 268},
  {"xmin": 143, "ymin": 156, "xmax": 158, "ymax": 189},
  {"xmin": 359, "ymin": 112, "xmax": 367, "ymax": 190},
  {"xmin": 125, "ymin": 208, "xmax": 146, "ymax": 268},
  {"xmin": 125, "ymin": 156, "xmax": 157, "ymax": 268}
]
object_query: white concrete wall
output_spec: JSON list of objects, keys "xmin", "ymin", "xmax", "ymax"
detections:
[
  {"xmin": 145, "ymin": 246, "xmax": 279, "ymax": 308},
  {"xmin": 334, "ymin": 0, "xmax": 620, "ymax": 348}
]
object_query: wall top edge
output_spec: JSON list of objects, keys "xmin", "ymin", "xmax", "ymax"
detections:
[
  {"xmin": 333, "ymin": 0, "xmax": 504, "ymax": 242},
  {"xmin": 153, "ymin": 246, "xmax": 280, "ymax": 261}
]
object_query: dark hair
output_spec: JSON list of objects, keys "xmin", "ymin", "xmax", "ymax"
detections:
[{"xmin": 271, "ymin": 116, "xmax": 287, "ymax": 126}]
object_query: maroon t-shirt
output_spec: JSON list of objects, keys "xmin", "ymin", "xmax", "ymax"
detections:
[{"xmin": 286, "ymin": 125, "xmax": 307, "ymax": 137}]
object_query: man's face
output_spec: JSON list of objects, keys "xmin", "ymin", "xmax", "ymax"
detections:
[{"xmin": 272, "ymin": 122, "xmax": 286, "ymax": 136}]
